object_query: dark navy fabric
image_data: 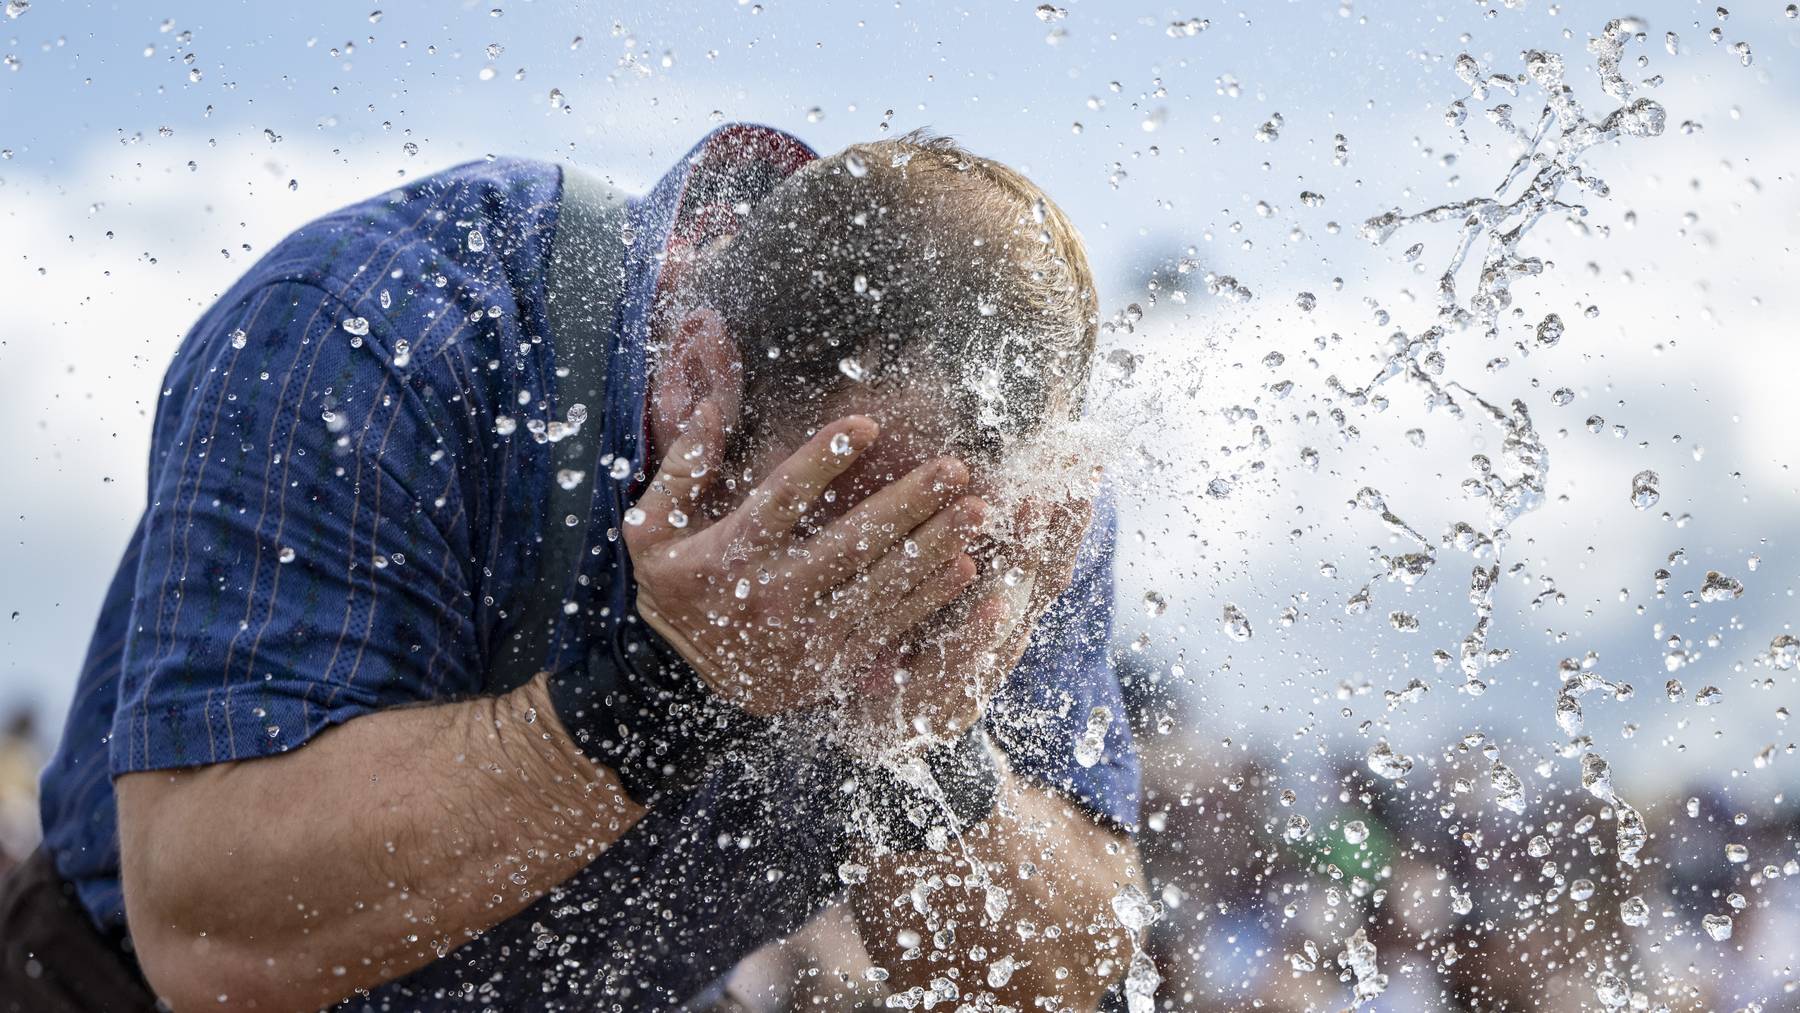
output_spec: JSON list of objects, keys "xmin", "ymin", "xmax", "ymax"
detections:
[{"xmin": 37, "ymin": 124, "xmax": 1138, "ymax": 1005}]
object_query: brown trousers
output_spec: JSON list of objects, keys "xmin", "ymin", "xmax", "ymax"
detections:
[{"xmin": 0, "ymin": 849, "xmax": 160, "ymax": 1012}]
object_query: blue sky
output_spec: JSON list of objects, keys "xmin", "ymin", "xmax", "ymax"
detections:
[{"xmin": 3, "ymin": 0, "xmax": 1799, "ymax": 801}]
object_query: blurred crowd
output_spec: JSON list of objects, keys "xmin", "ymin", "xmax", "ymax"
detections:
[
  {"xmin": 2, "ymin": 659, "xmax": 1791, "ymax": 1012},
  {"xmin": 0, "ymin": 708, "xmax": 43, "ymax": 881},
  {"xmin": 711, "ymin": 650, "xmax": 1800, "ymax": 1011}
]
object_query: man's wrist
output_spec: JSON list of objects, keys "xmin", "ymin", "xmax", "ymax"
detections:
[
  {"xmin": 544, "ymin": 618, "xmax": 769, "ymax": 805},
  {"xmin": 844, "ymin": 724, "xmax": 1002, "ymax": 853}
]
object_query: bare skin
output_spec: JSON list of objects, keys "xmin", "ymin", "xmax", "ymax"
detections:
[
  {"xmin": 119, "ymin": 306, "xmax": 1140, "ymax": 1012},
  {"xmin": 854, "ymin": 766, "xmax": 1147, "ymax": 1011},
  {"xmin": 119, "ymin": 675, "xmax": 636, "ymax": 1012},
  {"xmin": 643, "ymin": 312, "xmax": 1139, "ymax": 1008}
]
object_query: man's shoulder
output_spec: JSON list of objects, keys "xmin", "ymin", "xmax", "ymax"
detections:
[{"xmin": 233, "ymin": 157, "xmax": 568, "ymax": 318}]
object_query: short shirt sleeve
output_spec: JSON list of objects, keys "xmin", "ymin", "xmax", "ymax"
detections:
[
  {"xmin": 111, "ymin": 280, "xmax": 479, "ymax": 775},
  {"xmin": 984, "ymin": 493, "xmax": 1139, "ymax": 830}
]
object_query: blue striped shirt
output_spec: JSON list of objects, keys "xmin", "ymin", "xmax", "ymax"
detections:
[{"xmin": 37, "ymin": 125, "xmax": 1138, "ymax": 1006}]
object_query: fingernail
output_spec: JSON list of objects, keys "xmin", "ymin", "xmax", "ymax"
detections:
[
  {"xmin": 844, "ymin": 416, "xmax": 878, "ymax": 451},
  {"xmin": 935, "ymin": 458, "xmax": 970, "ymax": 487},
  {"xmin": 960, "ymin": 496, "xmax": 989, "ymax": 525},
  {"xmin": 948, "ymin": 554, "xmax": 978, "ymax": 586}
]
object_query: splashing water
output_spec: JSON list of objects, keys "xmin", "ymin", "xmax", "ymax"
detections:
[{"xmin": 1111, "ymin": 884, "xmax": 1163, "ymax": 1013}]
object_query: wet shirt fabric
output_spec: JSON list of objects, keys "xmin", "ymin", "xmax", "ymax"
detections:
[{"xmin": 37, "ymin": 124, "xmax": 1140, "ymax": 1007}]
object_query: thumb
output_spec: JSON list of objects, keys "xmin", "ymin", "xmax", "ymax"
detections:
[{"xmin": 626, "ymin": 397, "xmax": 725, "ymax": 550}]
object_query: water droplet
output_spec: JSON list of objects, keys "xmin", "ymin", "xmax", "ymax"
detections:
[
  {"xmin": 1367, "ymin": 741, "xmax": 1413, "ymax": 779},
  {"xmin": 229, "ymin": 329, "xmax": 247, "ymax": 349},
  {"xmin": 1073, "ymin": 705, "xmax": 1111, "ymax": 768},
  {"xmin": 1580, "ymin": 753, "xmax": 1613, "ymax": 801},
  {"xmin": 1629, "ymin": 469, "xmax": 1660, "ymax": 509},
  {"xmin": 1535, "ymin": 313, "xmax": 1565, "ymax": 348},
  {"xmin": 1555, "ymin": 693, "xmax": 1584, "ymax": 737},
  {"xmin": 1221, "ymin": 602, "xmax": 1252, "ymax": 641},
  {"xmin": 278, "ymin": 546, "xmax": 296, "ymax": 564},
  {"xmin": 342, "ymin": 317, "xmax": 370, "ymax": 337},
  {"xmin": 829, "ymin": 432, "xmax": 852, "ymax": 455},
  {"xmin": 1699, "ymin": 570, "xmax": 1743, "ymax": 602},
  {"xmin": 1767, "ymin": 634, "xmax": 1799, "ymax": 671},
  {"xmin": 1702, "ymin": 913, "xmax": 1733, "ymax": 941}
]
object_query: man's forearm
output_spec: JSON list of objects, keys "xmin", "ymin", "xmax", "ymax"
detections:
[
  {"xmin": 117, "ymin": 674, "xmax": 643, "ymax": 1012},
  {"xmin": 850, "ymin": 770, "xmax": 1143, "ymax": 1011}
]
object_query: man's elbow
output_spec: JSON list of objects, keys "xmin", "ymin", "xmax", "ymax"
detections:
[
  {"xmin": 129, "ymin": 915, "xmax": 282, "ymax": 1012},
  {"xmin": 122, "ymin": 846, "xmax": 289, "ymax": 1011},
  {"xmin": 118, "ymin": 772, "xmax": 307, "ymax": 1011}
]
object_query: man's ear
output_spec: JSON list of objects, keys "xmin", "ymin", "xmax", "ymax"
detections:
[{"xmin": 647, "ymin": 305, "xmax": 743, "ymax": 464}]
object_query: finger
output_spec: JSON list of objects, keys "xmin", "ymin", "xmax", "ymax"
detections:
[
  {"xmin": 862, "ymin": 551, "xmax": 980, "ymax": 649},
  {"xmin": 802, "ymin": 457, "xmax": 970, "ymax": 584},
  {"xmin": 1034, "ymin": 495, "xmax": 1094, "ymax": 612},
  {"xmin": 885, "ymin": 575, "xmax": 1033, "ymax": 732},
  {"xmin": 729, "ymin": 415, "xmax": 880, "ymax": 547},
  {"xmin": 914, "ymin": 573, "xmax": 1033, "ymax": 685},
  {"xmin": 626, "ymin": 398, "xmax": 725, "ymax": 550},
  {"xmin": 848, "ymin": 494, "xmax": 987, "ymax": 604}
]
